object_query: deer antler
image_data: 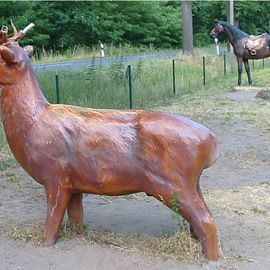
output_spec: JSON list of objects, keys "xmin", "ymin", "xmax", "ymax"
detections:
[
  {"xmin": 0, "ymin": 25, "xmax": 8, "ymax": 45},
  {"xmin": 10, "ymin": 20, "xmax": 18, "ymax": 35},
  {"xmin": 9, "ymin": 21, "xmax": 35, "ymax": 42},
  {"xmin": 21, "ymin": 23, "xmax": 35, "ymax": 35}
]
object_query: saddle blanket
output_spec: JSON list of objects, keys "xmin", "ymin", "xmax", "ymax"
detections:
[{"xmin": 246, "ymin": 33, "xmax": 267, "ymax": 51}]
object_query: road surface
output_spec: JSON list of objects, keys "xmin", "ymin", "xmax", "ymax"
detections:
[{"xmin": 33, "ymin": 47, "xmax": 225, "ymax": 73}]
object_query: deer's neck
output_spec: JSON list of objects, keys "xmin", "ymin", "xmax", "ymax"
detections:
[{"xmin": 1, "ymin": 69, "xmax": 49, "ymax": 137}]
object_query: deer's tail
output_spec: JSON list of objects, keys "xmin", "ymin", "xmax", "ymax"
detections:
[{"xmin": 204, "ymin": 132, "xmax": 219, "ymax": 169}]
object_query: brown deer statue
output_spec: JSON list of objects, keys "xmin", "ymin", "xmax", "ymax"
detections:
[{"xmin": 0, "ymin": 22, "xmax": 219, "ymax": 260}]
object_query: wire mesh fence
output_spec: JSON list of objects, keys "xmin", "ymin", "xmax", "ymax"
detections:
[{"xmin": 36, "ymin": 53, "xmax": 270, "ymax": 111}]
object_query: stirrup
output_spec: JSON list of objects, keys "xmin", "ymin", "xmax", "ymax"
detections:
[{"xmin": 251, "ymin": 49, "xmax": 256, "ymax": 55}]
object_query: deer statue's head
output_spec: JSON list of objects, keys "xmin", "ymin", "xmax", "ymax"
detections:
[{"xmin": 0, "ymin": 21, "xmax": 34, "ymax": 85}]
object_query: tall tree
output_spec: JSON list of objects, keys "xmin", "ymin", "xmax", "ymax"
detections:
[
  {"xmin": 181, "ymin": 0, "xmax": 193, "ymax": 54},
  {"xmin": 1, "ymin": 1, "xmax": 269, "ymax": 52},
  {"xmin": 226, "ymin": 0, "xmax": 234, "ymax": 52}
]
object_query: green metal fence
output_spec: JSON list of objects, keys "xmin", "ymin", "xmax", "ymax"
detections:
[
  {"xmin": 1, "ymin": 53, "xmax": 270, "ymax": 148},
  {"xmin": 36, "ymin": 53, "xmax": 270, "ymax": 111}
]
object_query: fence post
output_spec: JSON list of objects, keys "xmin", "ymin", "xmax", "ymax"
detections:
[
  {"xmin": 263, "ymin": 58, "xmax": 265, "ymax": 69},
  {"xmin": 252, "ymin": 60, "xmax": 255, "ymax": 70},
  {"xmin": 203, "ymin": 56, "xmax": 206, "ymax": 86},
  {"xmin": 172, "ymin": 59, "xmax": 176, "ymax": 94},
  {"xmin": 127, "ymin": 65, "xmax": 132, "ymax": 109},
  {"xmin": 223, "ymin": 53, "xmax": 227, "ymax": 76},
  {"xmin": 55, "ymin": 74, "xmax": 60, "ymax": 104}
]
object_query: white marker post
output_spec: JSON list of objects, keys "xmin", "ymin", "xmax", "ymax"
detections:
[
  {"xmin": 214, "ymin": 38, "xmax": 220, "ymax": 55},
  {"xmin": 100, "ymin": 43, "xmax": 105, "ymax": 57}
]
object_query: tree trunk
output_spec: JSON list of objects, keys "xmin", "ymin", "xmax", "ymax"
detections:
[
  {"xmin": 181, "ymin": 0, "xmax": 193, "ymax": 55},
  {"xmin": 226, "ymin": 0, "xmax": 234, "ymax": 52}
]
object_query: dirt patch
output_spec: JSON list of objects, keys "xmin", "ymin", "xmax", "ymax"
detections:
[{"xmin": 1, "ymin": 93, "xmax": 270, "ymax": 269}]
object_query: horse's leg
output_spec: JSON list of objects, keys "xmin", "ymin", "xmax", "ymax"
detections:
[
  {"xmin": 237, "ymin": 57, "xmax": 243, "ymax": 86},
  {"xmin": 243, "ymin": 59, "xmax": 252, "ymax": 86},
  {"xmin": 44, "ymin": 185, "xmax": 72, "ymax": 246},
  {"xmin": 67, "ymin": 193, "xmax": 84, "ymax": 232}
]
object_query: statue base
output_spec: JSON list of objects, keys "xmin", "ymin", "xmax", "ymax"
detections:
[
  {"xmin": 233, "ymin": 86, "xmax": 270, "ymax": 92},
  {"xmin": 255, "ymin": 90, "xmax": 270, "ymax": 100}
]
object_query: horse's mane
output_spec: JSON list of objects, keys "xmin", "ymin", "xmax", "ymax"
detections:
[{"xmin": 218, "ymin": 21, "xmax": 249, "ymax": 41}]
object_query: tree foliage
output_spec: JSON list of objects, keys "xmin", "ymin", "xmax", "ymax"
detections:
[{"xmin": 0, "ymin": 1, "xmax": 270, "ymax": 51}]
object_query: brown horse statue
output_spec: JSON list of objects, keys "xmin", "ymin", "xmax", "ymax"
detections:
[
  {"xmin": 210, "ymin": 19, "xmax": 270, "ymax": 86},
  {"xmin": 0, "ymin": 22, "xmax": 219, "ymax": 260}
]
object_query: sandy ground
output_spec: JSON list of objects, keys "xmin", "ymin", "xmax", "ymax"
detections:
[{"xmin": 0, "ymin": 90, "xmax": 270, "ymax": 270}]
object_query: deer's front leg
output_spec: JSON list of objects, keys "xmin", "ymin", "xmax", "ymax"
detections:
[{"xmin": 44, "ymin": 185, "xmax": 71, "ymax": 246}]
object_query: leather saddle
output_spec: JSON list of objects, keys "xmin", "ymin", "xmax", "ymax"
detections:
[{"xmin": 245, "ymin": 34, "xmax": 267, "ymax": 55}]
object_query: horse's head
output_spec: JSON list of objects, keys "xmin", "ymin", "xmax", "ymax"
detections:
[
  {"xmin": 209, "ymin": 20, "xmax": 224, "ymax": 40},
  {"xmin": 0, "ymin": 21, "xmax": 34, "ymax": 85}
]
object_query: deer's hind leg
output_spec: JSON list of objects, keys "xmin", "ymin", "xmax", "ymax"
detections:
[
  {"xmin": 151, "ymin": 182, "xmax": 218, "ymax": 261},
  {"xmin": 176, "ymin": 189, "xmax": 218, "ymax": 260},
  {"xmin": 67, "ymin": 193, "xmax": 84, "ymax": 232},
  {"xmin": 189, "ymin": 181, "xmax": 211, "ymax": 240}
]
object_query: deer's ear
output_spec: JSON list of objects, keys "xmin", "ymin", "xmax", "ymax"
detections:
[
  {"xmin": 23, "ymin": 45, "xmax": 34, "ymax": 59},
  {"xmin": 0, "ymin": 45, "xmax": 18, "ymax": 64}
]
